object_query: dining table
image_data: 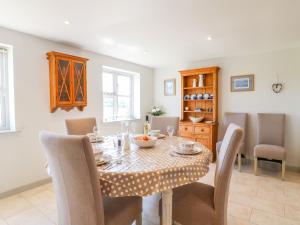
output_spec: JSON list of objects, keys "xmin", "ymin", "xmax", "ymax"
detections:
[{"xmin": 93, "ymin": 136, "xmax": 212, "ymax": 225}]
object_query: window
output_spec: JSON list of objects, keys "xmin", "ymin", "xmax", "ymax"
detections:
[
  {"xmin": 0, "ymin": 44, "xmax": 15, "ymax": 131},
  {"xmin": 102, "ymin": 66, "xmax": 140, "ymax": 122}
]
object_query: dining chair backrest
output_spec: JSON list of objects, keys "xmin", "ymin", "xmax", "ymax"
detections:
[
  {"xmin": 219, "ymin": 112, "xmax": 247, "ymax": 142},
  {"xmin": 65, "ymin": 117, "xmax": 97, "ymax": 135},
  {"xmin": 257, "ymin": 113, "xmax": 285, "ymax": 146},
  {"xmin": 214, "ymin": 124, "xmax": 243, "ymax": 224},
  {"xmin": 150, "ymin": 116, "xmax": 179, "ymax": 135},
  {"xmin": 39, "ymin": 131, "xmax": 105, "ymax": 225}
]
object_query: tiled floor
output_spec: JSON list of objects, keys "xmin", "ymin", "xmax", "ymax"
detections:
[{"xmin": 1, "ymin": 160, "xmax": 300, "ymax": 225}]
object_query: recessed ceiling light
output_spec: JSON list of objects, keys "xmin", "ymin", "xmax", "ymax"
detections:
[
  {"xmin": 207, "ymin": 36, "xmax": 212, "ymax": 41},
  {"xmin": 143, "ymin": 51, "xmax": 148, "ymax": 55},
  {"xmin": 102, "ymin": 38, "xmax": 115, "ymax": 45},
  {"xmin": 64, "ymin": 20, "xmax": 70, "ymax": 25}
]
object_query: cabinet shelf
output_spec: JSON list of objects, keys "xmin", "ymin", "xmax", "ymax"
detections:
[
  {"xmin": 184, "ymin": 99, "xmax": 213, "ymax": 102},
  {"xmin": 184, "ymin": 111, "xmax": 213, "ymax": 113},
  {"xmin": 183, "ymin": 86, "xmax": 213, "ymax": 90}
]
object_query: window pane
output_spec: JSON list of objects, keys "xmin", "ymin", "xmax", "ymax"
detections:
[
  {"xmin": 0, "ymin": 48, "xmax": 8, "ymax": 130},
  {"xmin": 0, "ymin": 97, "xmax": 3, "ymax": 127},
  {"xmin": 102, "ymin": 72, "xmax": 114, "ymax": 93},
  {"xmin": 117, "ymin": 96, "xmax": 130, "ymax": 120},
  {"xmin": 133, "ymin": 74, "xmax": 140, "ymax": 119},
  {"xmin": 103, "ymin": 96, "xmax": 114, "ymax": 122},
  {"xmin": 117, "ymin": 75, "xmax": 130, "ymax": 96}
]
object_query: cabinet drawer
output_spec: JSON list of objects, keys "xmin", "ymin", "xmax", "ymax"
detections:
[
  {"xmin": 194, "ymin": 126, "xmax": 210, "ymax": 135},
  {"xmin": 196, "ymin": 138, "xmax": 210, "ymax": 149},
  {"xmin": 179, "ymin": 125, "xmax": 193, "ymax": 137}
]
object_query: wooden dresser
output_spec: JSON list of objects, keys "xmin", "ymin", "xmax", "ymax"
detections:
[{"xmin": 179, "ymin": 67, "xmax": 219, "ymax": 160}]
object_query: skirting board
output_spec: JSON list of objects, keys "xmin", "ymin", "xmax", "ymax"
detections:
[{"xmin": 0, "ymin": 177, "xmax": 52, "ymax": 199}]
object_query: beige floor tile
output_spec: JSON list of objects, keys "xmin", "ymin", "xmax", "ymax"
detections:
[
  {"xmin": 1, "ymin": 163, "xmax": 300, "ymax": 225},
  {"xmin": 229, "ymin": 192, "xmax": 284, "ymax": 216},
  {"xmin": 21, "ymin": 190, "xmax": 55, "ymax": 206},
  {"xmin": 5, "ymin": 208, "xmax": 54, "ymax": 225},
  {"xmin": 228, "ymin": 202, "xmax": 252, "ymax": 221},
  {"xmin": 285, "ymin": 204, "xmax": 300, "ymax": 222},
  {"xmin": 230, "ymin": 182, "xmax": 257, "ymax": 197},
  {"xmin": 0, "ymin": 196, "xmax": 32, "ymax": 218},
  {"xmin": 250, "ymin": 209, "xmax": 300, "ymax": 225},
  {"xmin": 21, "ymin": 190, "xmax": 57, "ymax": 216},
  {"xmin": 228, "ymin": 216, "xmax": 255, "ymax": 225},
  {"xmin": 256, "ymin": 185, "xmax": 285, "ymax": 203},
  {"xmin": 19, "ymin": 186, "xmax": 48, "ymax": 199},
  {"xmin": 0, "ymin": 217, "xmax": 7, "ymax": 225}
]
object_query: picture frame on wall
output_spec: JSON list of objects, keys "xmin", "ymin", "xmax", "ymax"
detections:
[
  {"xmin": 231, "ymin": 74, "xmax": 254, "ymax": 92},
  {"xmin": 164, "ymin": 79, "xmax": 176, "ymax": 96}
]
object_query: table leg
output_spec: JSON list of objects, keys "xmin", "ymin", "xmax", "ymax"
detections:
[{"xmin": 162, "ymin": 189, "xmax": 173, "ymax": 225}]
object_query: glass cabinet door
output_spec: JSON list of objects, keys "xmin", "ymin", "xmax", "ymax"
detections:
[
  {"xmin": 73, "ymin": 61, "xmax": 86, "ymax": 103},
  {"xmin": 56, "ymin": 59, "xmax": 72, "ymax": 104}
]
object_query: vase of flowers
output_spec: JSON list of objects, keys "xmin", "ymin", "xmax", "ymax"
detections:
[{"xmin": 149, "ymin": 106, "xmax": 165, "ymax": 116}]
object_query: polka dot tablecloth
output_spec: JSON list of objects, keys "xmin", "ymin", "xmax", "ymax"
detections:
[{"xmin": 94, "ymin": 137, "xmax": 212, "ymax": 197}]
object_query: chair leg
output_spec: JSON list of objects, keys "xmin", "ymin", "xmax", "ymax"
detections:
[
  {"xmin": 282, "ymin": 160, "xmax": 286, "ymax": 180},
  {"xmin": 136, "ymin": 213, "xmax": 142, "ymax": 225},
  {"xmin": 238, "ymin": 153, "xmax": 242, "ymax": 172},
  {"xmin": 254, "ymin": 157, "xmax": 258, "ymax": 176}
]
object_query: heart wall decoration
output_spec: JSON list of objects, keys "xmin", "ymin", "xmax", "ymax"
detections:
[
  {"xmin": 272, "ymin": 83, "xmax": 283, "ymax": 93},
  {"xmin": 272, "ymin": 74, "xmax": 283, "ymax": 94}
]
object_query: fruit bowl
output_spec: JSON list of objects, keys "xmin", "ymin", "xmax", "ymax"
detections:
[
  {"xmin": 189, "ymin": 116, "xmax": 204, "ymax": 123},
  {"xmin": 133, "ymin": 135, "xmax": 157, "ymax": 148}
]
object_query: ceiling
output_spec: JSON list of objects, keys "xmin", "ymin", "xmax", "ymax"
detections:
[{"xmin": 0, "ymin": 0, "xmax": 300, "ymax": 68}]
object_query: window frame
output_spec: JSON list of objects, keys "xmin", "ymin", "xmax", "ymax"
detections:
[
  {"xmin": 102, "ymin": 66, "xmax": 140, "ymax": 123},
  {"xmin": 0, "ymin": 43, "xmax": 15, "ymax": 131}
]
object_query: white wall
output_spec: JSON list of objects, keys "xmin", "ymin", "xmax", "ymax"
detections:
[
  {"xmin": 154, "ymin": 48, "xmax": 300, "ymax": 167},
  {"xmin": 0, "ymin": 27, "xmax": 153, "ymax": 194}
]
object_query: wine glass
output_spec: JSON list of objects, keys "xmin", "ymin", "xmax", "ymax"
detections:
[
  {"xmin": 93, "ymin": 125, "xmax": 98, "ymax": 138},
  {"xmin": 166, "ymin": 125, "xmax": 175, "ymax": 137}
]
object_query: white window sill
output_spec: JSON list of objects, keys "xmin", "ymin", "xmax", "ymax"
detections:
[{"xmin": 0, "ymin": 129, "xmax": 21, "ymax": 134}]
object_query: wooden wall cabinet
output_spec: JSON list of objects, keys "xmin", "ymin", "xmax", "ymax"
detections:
[
  {"xmin": 179, "ymin": 67, "xmax": 219, "ymax": 160},
  {"xmin": 47, "ymin": 52, "xmax": 89, "ymax": 112}
]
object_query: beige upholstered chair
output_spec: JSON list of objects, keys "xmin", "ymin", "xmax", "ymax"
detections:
[
  {"xmin": 216, "ymin": 112, "xmax": 247, "ymax": 171},
  {"xmin": 254, "ymin": 113, "xmax": 286, "ymax": 179},
  {"xmin": 150, "ymin": 116, "xmax": 179, "ymax": 135},
  {"xmin": 159, "ymin": 124, "xmax": 243, "ymax": 225},
  {"xmin": 39, "ymin": 131, "xmax": 142, "ymax": 225},
  {"xmin": 65, "ymin": 117, "xmax": 97, "ymax": 135}
]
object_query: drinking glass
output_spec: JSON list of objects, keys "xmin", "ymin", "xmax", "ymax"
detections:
[
  {"xmin": 166, "ymin": 126, "xmax": 175, "ymax": 137},
  {"xmin": 93, "ymin": 125, "xmax": 98, "ymax": 136}
]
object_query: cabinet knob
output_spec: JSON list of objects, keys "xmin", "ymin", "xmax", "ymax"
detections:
[
  {"xmin": 201, "ymin": 129, "xmax": 204, "ymax": 132},
  {"xmin": 185, "ymin": 127, "xmax": 188, "ymax": 131}
]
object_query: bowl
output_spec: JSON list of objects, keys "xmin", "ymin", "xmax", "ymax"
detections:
[
  {"xmin": 133, "ymin": 135, "xmax": 157, "ymax": 148},
  {"xmin": 179, "ymin": 141, "xmax": 195, "ymax": 152},
  {"xmin": 149, "ymin": 130, "xmax": 161, "ymax": 137},
  {"xmin": 189, "ymin": 116, "xmax": 204, "ymax": 123}
]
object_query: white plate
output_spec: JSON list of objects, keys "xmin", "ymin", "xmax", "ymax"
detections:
[{"xmin": 173, "ymin": 146, "xmax": 202, "ymax": 155}]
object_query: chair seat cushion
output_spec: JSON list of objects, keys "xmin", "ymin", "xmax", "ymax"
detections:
[
  {"xmin": 104, "ymin": 196, "xmax": 142, "ymax": 225},
  {"xmin": 254, "ymin": 144, "xmax": 286, "ymax": 160},
  {"xmin": 159, "ymin": 182, "xmax": 215, "ymax": 225}
]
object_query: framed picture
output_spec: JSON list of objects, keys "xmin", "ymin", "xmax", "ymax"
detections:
[
  {"xmin": 164, "ymin": 79, "xmax": 176, "ymax": 96},
  {"xmin": 231, "ymin": 74, "xmax": 254, "ymax": 92}
]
